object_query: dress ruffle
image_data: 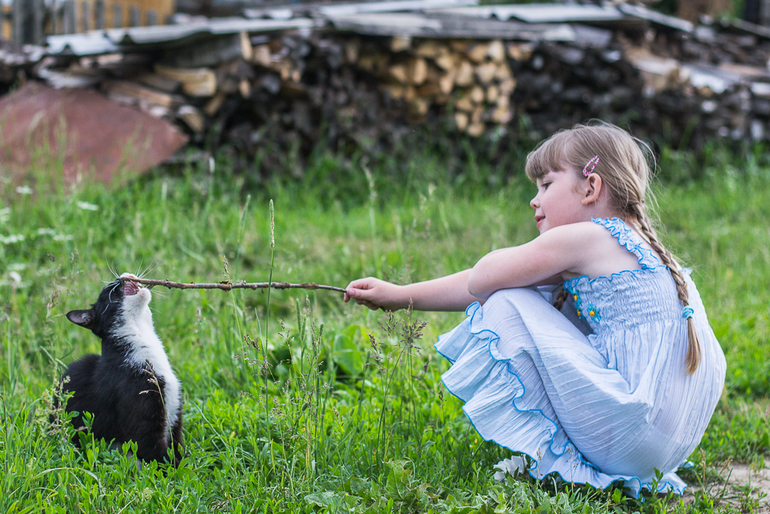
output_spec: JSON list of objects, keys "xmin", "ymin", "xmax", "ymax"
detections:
[{"xmin": 435, "ymin": 289, "xmax": 688, "ymax": 497}]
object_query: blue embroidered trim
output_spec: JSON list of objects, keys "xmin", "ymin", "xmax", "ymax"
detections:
[
  {"xmin": 434, "ymin": 301, "xmax": 687, "ymax": 497},
  {"xmin": 565, "ymin": 217, "xmax": 668, "ymax": 290},
  {"xmin": 594, "ymin": 217, "xmax": 662, "ymax": 269}
]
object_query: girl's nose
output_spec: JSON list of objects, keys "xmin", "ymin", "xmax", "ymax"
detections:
[{"xmin": 530, "ymin": 195, "xmax": 538, "ymax": 210}]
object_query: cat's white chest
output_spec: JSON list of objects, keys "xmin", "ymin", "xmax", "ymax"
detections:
[{"xmin": 114, "ymin": 313, "xmax": 181, "ymax": 442}]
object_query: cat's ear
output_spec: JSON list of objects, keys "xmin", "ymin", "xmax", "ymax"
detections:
[{"xmin": 67, "ymin": 310, "xmax": 94, "ymax": 329}]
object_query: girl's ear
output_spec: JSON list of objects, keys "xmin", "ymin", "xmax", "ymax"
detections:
[{"xmin": 582, "ymin": 174, "xmax": 603, "ymax": 205}]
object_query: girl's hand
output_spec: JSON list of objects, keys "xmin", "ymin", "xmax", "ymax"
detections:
[
  {"xmin": 345, "ymin": 271, "xmax": 476, "ymax": 312},
  {"xmin": 344, "ymin": 277, "xmax": 403, "ymax": 311}
]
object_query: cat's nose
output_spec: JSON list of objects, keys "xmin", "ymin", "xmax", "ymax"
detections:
[{"xmin": 120, "ymin": 272, "xmax": 138, "ymax": 280}]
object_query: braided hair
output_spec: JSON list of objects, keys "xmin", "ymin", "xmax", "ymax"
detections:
[{"xmin": 525, "ymin": 121, "xmax": 701, "ymax": 374}]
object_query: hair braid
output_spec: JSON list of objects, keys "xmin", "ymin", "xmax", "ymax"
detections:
[
  {"xmin": 553, "ymin": 288, "xmax": 569, "ymax": 311},
  {"xmin": 631, "ymin": 204, "xmax": 701, "ymax": 374}
]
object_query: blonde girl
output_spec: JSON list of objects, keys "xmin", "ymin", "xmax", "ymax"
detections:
[{"xmin": 344, "ymin": 122, "xmax": 725, "ymax": 496}]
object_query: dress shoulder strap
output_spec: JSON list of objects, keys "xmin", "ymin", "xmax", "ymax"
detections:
[{"xmin": 591, "ymin": 217, "xmax": 661, "ymax": 270}]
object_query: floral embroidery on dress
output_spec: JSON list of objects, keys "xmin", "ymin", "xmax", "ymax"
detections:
[
  {"xmin": 563, "ymin": 283, "xmax": 600, "ymax": 323},
  {"xmin": 564, "ymin": 283, "xmax": 585, "ymax": 320}
]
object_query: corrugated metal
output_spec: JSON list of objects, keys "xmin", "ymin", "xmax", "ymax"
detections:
[
  {"xmin": 318, "ymin": 0, "xmax": 478, "ymax": 16},
  {"xmin": 326, "ymin": 12, "xmax": 442, "ymax": 36},
  {"xmin": 47, "ymin": 34, "xmax": 119, "ymax": 56},
  {"xmin": 45, "ymin": 17, "xmax": 320, "ymax": 55},
  {"xmin": 104, "ymin": 17, "xmax": 319, "ymax": 45},
  {"xmin": 431, "ymin": 4, "xmax": 625, "ymax": 23},
  {"xmin": 618, "ymin": 4, "xmax": 693, "ymax": 32},
  {"xmin": 329, "ymin": 11, "xmax": 575, "ymax": 40},
  {"xmin": 43, "ymin": 2, "xmax": 694, "ymax": 58}
]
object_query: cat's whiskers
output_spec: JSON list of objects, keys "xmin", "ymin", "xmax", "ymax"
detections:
[
  {"xmin": 106, "ymin": 280, "xmax": 121, "ymax": 305},
  {"xmin": 149, "ymin": 290, "xmax": 169, "ymax": 300},
  {"xmin": 138, "ymin": 262, "xmax": 158, "ymax": 281}
]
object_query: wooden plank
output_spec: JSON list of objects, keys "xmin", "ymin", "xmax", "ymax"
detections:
[
  {"xmin": 33, "ymin": 0, "xmax": 45, "ymax": 44},
  {"xmin": 154, "ymin": 64, "xmax": 217, "ymax": 97},
  {"xmin": 50, "ymin": 0, "xmax": 59, "ymax": 35},
  {"xmin": 128, "ymin": 0, "xmax": 173, "ymax": 26},
  {"xmin": 95, "ymin": 1, "xmax": 106, "ymax": 30},
  {"xmin": 163, "ymin": 34, "xmax": 243, "ymax": 68},
  {"xmin": 63, "ymin": 1, "xmax": 76, "ymax": 34},
  {"xmin": 135, "ymin": 72, "xmax": 181, "ymax": 92},
  {"xmin": 102, "ymin": 79, "xmax": 179, "ymax": 108},
  {"xmin": 129, "ymin": 5, "xmax": 140, "ymax": 27},
  {"xmin": 113, "ymin": 2, "xmax": 123, "ymax": 28},
  {"xmin": 13, "ymin": 0, "xmax": 26, "ymax": 45},
  {"xmin": 81, "ymin": 0, "xmax": 90, "ymax": 32}
]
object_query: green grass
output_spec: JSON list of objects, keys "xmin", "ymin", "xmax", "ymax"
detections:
[{"xmin": 1, "ymin": 145, "xmax": 769, "ymax": 512}]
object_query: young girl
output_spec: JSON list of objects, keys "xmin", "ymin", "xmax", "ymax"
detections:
[{"xmin": 344, "ymin": 122, "xmax": 726, "ymax": 497}]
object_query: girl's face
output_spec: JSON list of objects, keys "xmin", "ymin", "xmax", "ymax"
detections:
[{"xmin": 530, "ymin": 169, "xmax": 588, "ymax": 233}]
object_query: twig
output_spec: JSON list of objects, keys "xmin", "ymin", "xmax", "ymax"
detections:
[{"xmin": 127, "ymin": 277, "xmax": 346, "ymax": 294}]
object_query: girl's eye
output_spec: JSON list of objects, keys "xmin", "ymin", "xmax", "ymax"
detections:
[{"xmin": 542, "ymin": 183, "xmax": 550, "ymax": 190}]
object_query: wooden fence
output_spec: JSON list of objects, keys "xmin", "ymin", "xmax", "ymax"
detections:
[{"xmin": 1, "ymin": 0, "xmax": 175, "ymax": 45}]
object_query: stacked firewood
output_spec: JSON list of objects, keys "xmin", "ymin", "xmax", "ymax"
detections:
[
  {"xmin": 3, "ymin": 10, "xmax": 770, "ymax": 171},
  {"xmin": 0, "ymin": 40, "xmax": 42, "ymax": 94},
  {"xmin": 91, "ymin": 33, "xmax": 528, "ymax": 142},
  {"xmin": 350, "ymin": 37, "xmax": 522, "ymax": 136}
]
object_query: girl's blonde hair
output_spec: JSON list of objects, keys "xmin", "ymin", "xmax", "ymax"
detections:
[{"xmin": 525, "ymin": 121, "xmax": 701, "ymax": 374}]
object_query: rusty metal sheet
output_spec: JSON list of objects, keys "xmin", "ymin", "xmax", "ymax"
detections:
[{"xmin": 0, "ymin": 82, "xmax": 188, "ymax": 185}]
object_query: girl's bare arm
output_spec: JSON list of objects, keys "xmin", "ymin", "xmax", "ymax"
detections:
[{"xmin": 344, "ymin": 270, "xmax": 478, "ymax": 312}]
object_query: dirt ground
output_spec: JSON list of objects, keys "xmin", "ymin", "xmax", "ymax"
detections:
[{"xmin": 682, "ymin": 463, "xmax": 770, "ymax": 512}]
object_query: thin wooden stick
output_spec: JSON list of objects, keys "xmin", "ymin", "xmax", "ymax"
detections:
[{"xmin": 127, "ymin": 277, "xmax": 346, "ymax": 294}]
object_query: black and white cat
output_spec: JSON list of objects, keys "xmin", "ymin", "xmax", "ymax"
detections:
[{"xmin": 57, "ymin": 272, "xmax": 183, "ymax": 466}]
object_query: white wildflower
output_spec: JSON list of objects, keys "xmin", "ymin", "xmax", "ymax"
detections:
[
  {"xmin": 0, "ymin": 208, "xmax": 9, "ymax": 223},
  {"xmin": 493, "ymin": 455, "xmax": 528, "ymax": 484},
  {"xmin": 0, "ymin": 234, "xmax": 25, "ymax": 244},
  {"xmin": 8, "ymin": 271, "xmax": 21, "ymax": 285},
  {"xmin": 76, "ymin": 201, "xmax": 99, "ymax": 211},
  {"xmin": 37, "ymin": 228, "xmax": 57, "ymax": 236},
  {"xmin": 16, "ymin": 186, "xmax": 32, "ymax": 195},
  {"xmin": 54, "ymin": 234, "xmax": 73, "ymax": 241}
]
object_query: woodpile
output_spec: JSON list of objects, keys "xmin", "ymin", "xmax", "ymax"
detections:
[
  {"xmin": 0, "ymin": 40, "xmax": 43, "ymax": 94},
  {"xmin": 352, "ymin": 37, "xmax": 519, "ymax": 135},
  {"xmin": 2, "ymin": 3, "xmax": 770, "ymax": 172}
]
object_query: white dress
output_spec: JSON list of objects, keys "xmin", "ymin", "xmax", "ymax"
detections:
[{"xmin": 435, "ymin": 217, "xmax": 726, "ymax": 496}]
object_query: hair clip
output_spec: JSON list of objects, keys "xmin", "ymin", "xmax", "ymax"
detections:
[
  {"xmin": 582, "ymin": 155, "xmax": 600, "ymax": 177},
  {"xmin": 682, "ymin": 306, "xmax": 694, "ymax": 320}
]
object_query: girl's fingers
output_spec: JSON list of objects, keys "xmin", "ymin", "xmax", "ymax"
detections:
[
  {"xmin": 362, "ymin": 300, "xmax": 379, "ymax": 310},
  {"xmin": 345, "ymin": 279, "xmax": 377, "ymax": 300},
  {"xmin": 345, "ymin": 277, "xmax": 389, "ymax": 310},
  {"xmin": 346, "ymin": 277, "xmax": 375, "ymax": 291}
]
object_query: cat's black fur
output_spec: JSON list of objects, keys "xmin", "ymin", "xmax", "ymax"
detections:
[{"xmin": 55, "ymin": 273, "xmax": 183, "ymax": 466}]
